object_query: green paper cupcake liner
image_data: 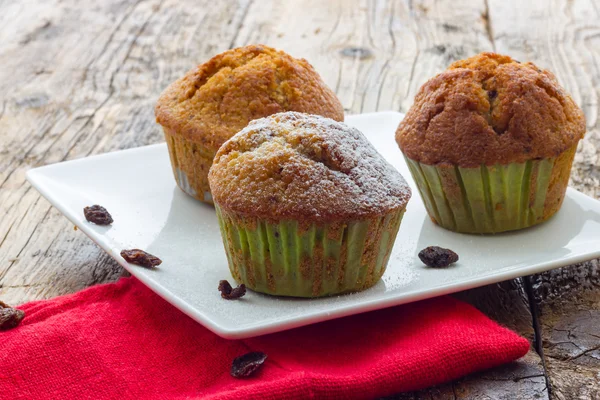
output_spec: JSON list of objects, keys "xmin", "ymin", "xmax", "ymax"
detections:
[
  {"xmin": 404, "ymin": 149, "xmax": 575, "ymax": 234},
  {"xmin": 215, "ymin": 206, "xmax": 405, "ymax": 297}
]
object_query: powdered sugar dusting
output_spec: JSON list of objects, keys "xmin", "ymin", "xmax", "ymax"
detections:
[{"xmin": 209, "ymin": 112, "xmax": 411, "ymax": 221}]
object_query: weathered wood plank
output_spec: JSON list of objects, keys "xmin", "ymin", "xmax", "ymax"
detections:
[
  {"xmin": 540, "ymin": 290, "xmax": 600, "ymax": 399},
  {"xmin": 489, "ymin": 0, "xmax": 600, "ymax": 397},
  {"xmin": 230, "ymin": 0, "xmax": 495, "ymax": 114},
  {"xmin": 0, "ymin": 0, "xmax": 251, "ymax": 300}
]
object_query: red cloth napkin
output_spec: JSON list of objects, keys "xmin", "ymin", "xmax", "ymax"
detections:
[{"xmin": 0, "ymin": 277, "xmax": 528, "ymax": 399}]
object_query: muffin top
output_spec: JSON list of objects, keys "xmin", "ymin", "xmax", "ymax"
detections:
[
  {"xmin": 209, "ymin": 112, "xmax": 411, "ymax": 222},
  {"xmin": 155, "ymin": 45, "xmax": 344, "ymax": 151},
  {"xmin": 396, "ymin": 52, "xmax": 586, "ymax": 167}
]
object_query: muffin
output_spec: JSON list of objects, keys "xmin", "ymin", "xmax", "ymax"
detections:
[
  {"xmin": 208, "ymin": 112, "xmax": 411, "ymax": 297},
  {"xmin": 155, "ymin": 45, "xmax": 344, "ymax": 203},
  {"xmin": 396, "ymin": 53, "xmax": 586, "ymax": 233}
]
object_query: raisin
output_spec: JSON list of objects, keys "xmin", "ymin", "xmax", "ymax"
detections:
[
  {"xmin": 218, "ymin": 279, "xmax": 246, "ymax": 300},
  {"xmin": 418, "ymin": 246, "xmax": 459, "ymax": 268},
  {"xmin": 120, "ymin": 249, "xmax": 162, "ymax": 268},
  {"xmin": 218, "ymin": 280, "xmax": 233, "ymax": 294},
  {"xmin": 0, "ymin": 301, "xmax": 25, "ymax": 331},
  {"xmin": 83, "ymin": 205, "xmax": 113, "ymax": 225},
  {"xmin": 231, "ymin": 352, "xmax": 267, "ymax": 378},
  {"xmin": 229, "ymin": 285, "xmax": 246, "ymax": 299},
  {"xmin": 488, "ymin": 90, "xmax": 498, "ymax": 100}
]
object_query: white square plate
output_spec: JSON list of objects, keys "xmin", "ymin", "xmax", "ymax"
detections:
[{"xmin": 27, "ymin": 112, "xmax": 600, "ymax": 339}]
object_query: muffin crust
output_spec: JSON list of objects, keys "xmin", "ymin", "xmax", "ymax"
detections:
[
  {"xmin": 209, "ymin": 112, "xmax": 411, "ymax": 222},
  {"xmin": 396, "ymin": 52, "xmax": 586, "ymax": 167},
  {"xmin": 155, "ymin": 45, "xmax": 344, "ymax": 152}
]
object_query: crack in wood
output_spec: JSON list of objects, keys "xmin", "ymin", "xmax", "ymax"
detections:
[
  {"xmin": 374, "ymin": 2, "xmax": 396, "ymax": 111},
  {"xmin": 81, "ymin": 0, "xmax": 145, "ymax": 86},
  {"xmin": 60, "ymin": 0, "xmax": 163, "ymax": 163},
  {"xmin": 523, "ymin": 275, "xmax": 553, "ymax": 397},
  {"xmin": 0, "ymin": 191, "xmax": 38, "ymax": 255},
  {"xmin": 325, "ymin": 2, "xmax": 342, "ymax": 45},
  {"xmin": 359, "ymin": 63, "xmax": 375, "ymax": 113},
  {"xmin": 0, "ymin": 282, "xmax": 48, "ymax": 290},
  {"xmin": 387, "ymin": 0, "xmax": 396, "ymax": 49},
  {"xmin": 547, "ymin": 340, "xmax": 585, "ymax": 349},
  {"xmin": 0, "ymin": 219, "xmax": 16, "ymax": 249},
  {"xmin": 482, "ymin": 0, "xmax": 496, "ymax": 52},
  {"xmin": 19, "ymin": 20, "xmax": 52, "ymax": 45},
  {"xmin": 334, "ymin": 60, "xmax": 343, "ymax": 95},
  {"xmin": 59, "ymin": 94, "xmax": 115, "ymax": 162},
  {"xmin": 0, "ymin": 124, "xmax": 55, "ymax": 189},
  {"xmin": 228, "ymin": 0, "xmax": 253, "ymax": 50},
  {"xmin": 564, "ymin": 344, "xmax": 600, "ymax": 361},
  {"xmin": 1, "ymin": 203, "xmax": 51, "ymax": 282},
  {"xmin": 182, "ymin": 13, "xmax": 209, "ymax": 57},
  {"xmin": 479, "ymin": 373, "xmax": 546, "ymax": 382},
  {"xmin": 404, "ymin": 47, "xmax": 419, "ymax": 102},
  {"xmin": 592, "ymin": 1, "xmax": 600, "ymax": 18},
  {"xmin": 366, "ymin": 1, "xmax": 374, "ymax": 49},
  {"xmin": 42, "ymin": 231, "xmax": 62, "ymax": 258},
  {"xmin": 375, "ymin": 59, "xmax": 391, "ymax": 111}
]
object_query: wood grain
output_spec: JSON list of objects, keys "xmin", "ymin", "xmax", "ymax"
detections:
[
  {"xmin": 0, "ymin": 0, "xmax": 250, "ymax": 303},
  {"xmin": 1, "ymin": 0, "xmax": 599, "ymax": 397}
]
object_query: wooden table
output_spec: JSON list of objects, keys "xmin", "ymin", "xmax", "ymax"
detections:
[{"xmin": 1, "ymin": 0, "xmax": 599, "ymax": 398}]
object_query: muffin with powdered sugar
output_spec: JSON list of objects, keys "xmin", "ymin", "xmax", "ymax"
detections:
[{"xmin": 209, "ymin": 112, "xmax": 411, "ymax": 297}]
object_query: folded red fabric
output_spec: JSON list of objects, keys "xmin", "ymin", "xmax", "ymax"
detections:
[{"xmin": 0, "ymin": 277, "xmax": 529, "ymax": 399}]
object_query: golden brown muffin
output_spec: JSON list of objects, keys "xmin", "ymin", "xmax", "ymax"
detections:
[
  {"xmin": 155, "ymin": 45, "xmax": 344, "ymax": 203},
  {"xmin": 208, "ymin": 112, "xmax": 411, "ymax": 297},
  {"xmin": 396, "ymin": 53, "xmax": 586, "ymax": 233},
  {"xmin": 397, "ymin": 52, "xmax": 585, "ymax": 167}
]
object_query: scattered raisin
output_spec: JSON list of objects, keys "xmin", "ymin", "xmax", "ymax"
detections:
[
  {"xmin": 488, "ymin": 90, "xmax": 498, "ymax": 100},
  {"xmin": 418, "ymin": 246, "xmax": 459, "ymax": 268},
  {"xmin": 218, "ymin": 279, "xmax": 246, "ymax": 300},
  {"xmin": 83, "ymin": 205, "xmax": 113, "ymax": 225},
  {"xmin": 120, "ymin": 249, "xmax": 162, "ymax": 268},
  {"xmin": 231, "ymin": 352, "xmax": 267, "ymax": 378},
  {"xmin": 0, "ymin": 301, "xmax": 25, "ymax": 331}
]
